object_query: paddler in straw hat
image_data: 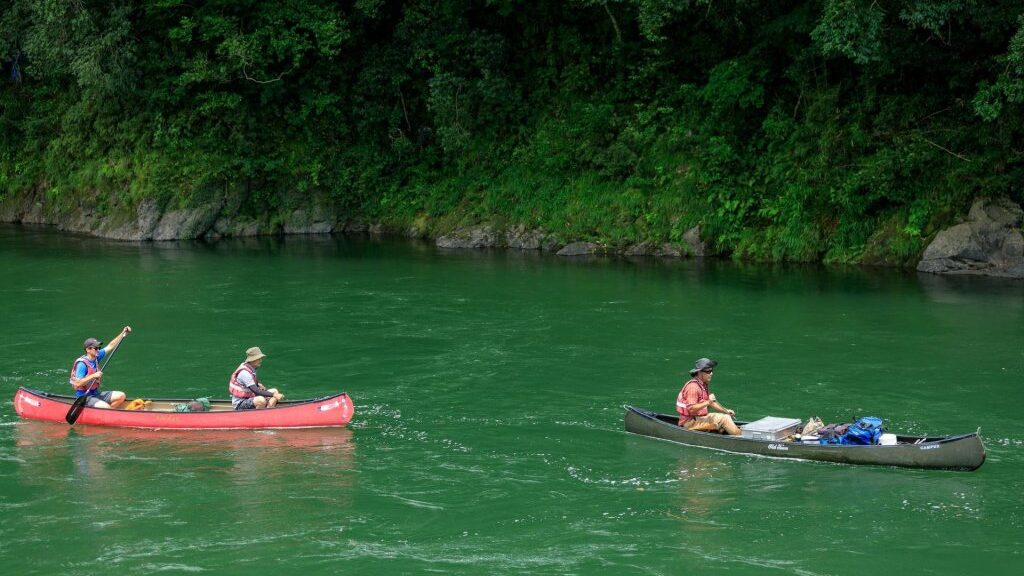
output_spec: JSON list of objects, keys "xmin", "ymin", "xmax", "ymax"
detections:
[{"xmin": 227, "ymin": 346, "xmax": 284, "ymax": 410}]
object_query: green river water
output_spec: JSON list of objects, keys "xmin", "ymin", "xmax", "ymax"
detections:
[{"xmin": 0, "ymin": 224, "xmax": 1022, "ymax": 575}]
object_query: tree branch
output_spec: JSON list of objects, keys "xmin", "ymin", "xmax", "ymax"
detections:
[
  {"xmin": 920, "ymin": 136, "xmax": 971, "ymax": 162},
  {"xmin": 398, "ymin": 88, "xmax": 413, "ymax": 134},
  {"xmin": 603, "ymin": 1, "xmax": 623, "ymax": 44},
  {"xmin": 242, "ymin": 62, "xmax": 290, "ymax": 84}
]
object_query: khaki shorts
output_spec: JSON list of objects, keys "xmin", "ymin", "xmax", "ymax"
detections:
[{"xmin": 682, "ymin": 413, "xmax": 734, "ymax": 433}]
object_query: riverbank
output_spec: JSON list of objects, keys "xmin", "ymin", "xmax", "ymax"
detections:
[
  {"xmin": 4, "ymin": 4, "xmax": 1023, "ymax": 275},
  {"xmin": 3, "ymin": 186, "xmax": 1022, "ymax": 277},
  {"xmin": 0, "ymin": 185, "xmax": 702, "ymax": 257}
]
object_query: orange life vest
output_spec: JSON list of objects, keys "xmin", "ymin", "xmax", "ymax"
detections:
[
  {"xmin": 69, "ymin": 354, "xmax": 101, "ymax": 392},
  {"xmin": 676, "ymin": 377, "xmax": 709, "ymax": 423},
  {"xmin": 228, "ymin": 362, "xmax": 260, "ymax": 398}
]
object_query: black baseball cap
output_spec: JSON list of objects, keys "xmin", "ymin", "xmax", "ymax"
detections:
[{"xmin": 689, "ymin": 357, "xmax": 717, "ymax": 375}]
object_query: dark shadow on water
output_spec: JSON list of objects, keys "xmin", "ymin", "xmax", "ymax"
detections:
[
  {"xmin": 5, "ymin": 223, "xmax": 1021, "ymax": 301},
  {"xmin": 199, "ymin": 232, "xmax": 438, "ymax": 259},
  {"xmin": 915, "ymin": 270, "xmax": 1024, "ymax": 306}
]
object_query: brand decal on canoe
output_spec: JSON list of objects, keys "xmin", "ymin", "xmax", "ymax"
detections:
[
  {"xmin": 919, "ymin": 445, "xmax": 939, "ymax": 451},
  {"xmin": 767, "ymin": 443, "xmax": 789, "ymax": 451},
  {"xmin": 319, "ymin": 401, "xmax": 342, "ymax": 412}
]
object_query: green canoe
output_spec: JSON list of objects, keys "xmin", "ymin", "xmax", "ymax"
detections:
[{"xmin": 624, "ymin": 406, "xmax": 985, "ymax": 471}]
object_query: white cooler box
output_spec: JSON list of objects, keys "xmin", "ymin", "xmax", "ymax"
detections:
[{"xmin": 740, "ymin": 417, "xmax": 802, "ymax": 441}]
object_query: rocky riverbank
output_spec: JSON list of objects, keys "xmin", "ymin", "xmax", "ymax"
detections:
[
  {"xmin": 2, "ymin": 190, "xmax": 1021, "ymax": 277},
  {"xmin": 916, "ymin": 197, "xmax": 1024, "ymax": 278},
  {"xmin": 0, "ymin": 189, "xmax": 707, "ymax": 258}
]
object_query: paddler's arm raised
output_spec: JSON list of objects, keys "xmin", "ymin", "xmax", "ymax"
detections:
[{"xmin": 102, "ymin": 326, "xmax": 132, "ymax": 355}]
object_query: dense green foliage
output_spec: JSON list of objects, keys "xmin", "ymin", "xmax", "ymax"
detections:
[{"xmin": 2, "ymin": 1, "xmax": 1023, "ymax": 262}]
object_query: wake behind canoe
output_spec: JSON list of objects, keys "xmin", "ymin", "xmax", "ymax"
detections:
[{"xmin": 624, "ymin": 406, "xmax": 985, "ymax": 471}]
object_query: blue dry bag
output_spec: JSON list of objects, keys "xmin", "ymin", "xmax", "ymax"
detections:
[{"xmin": 843, "ymin": 416, "xmax": 884, "ymax": 445}]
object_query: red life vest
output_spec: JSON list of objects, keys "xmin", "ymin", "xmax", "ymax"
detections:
[
  {"xmin": 228, "ymin": 362, "xmax": 259, "ymax": 398},
  {"xmin": 676, "ymin": 377, "xmax": 709, "ymax": 423},
  {"xmin": 69, "ymin": 354, "xmax": 101, "ymax": 392}
]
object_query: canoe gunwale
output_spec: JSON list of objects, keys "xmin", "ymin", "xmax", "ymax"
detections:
[{"xmin": 18, "ymin": 387, "xmax": 343, "ymax": 411}]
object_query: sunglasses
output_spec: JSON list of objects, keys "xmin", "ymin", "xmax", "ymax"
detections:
[{"xmin": 701, "ymin": 369, "xmax": 714, "ymax": 374}]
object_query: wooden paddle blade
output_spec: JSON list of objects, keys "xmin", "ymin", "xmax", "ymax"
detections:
[{"xmin": 65, "ymin": 394, "xmax": 88, "ymax": 425}]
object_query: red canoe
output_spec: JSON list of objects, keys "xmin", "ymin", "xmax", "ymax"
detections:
[{"xmin": 13, "ymin": 387, "xmax": 354, "ymax": 429}]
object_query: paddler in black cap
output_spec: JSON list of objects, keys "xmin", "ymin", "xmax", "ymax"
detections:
[
  {"xmin": 69, "ymin": 326, "xmax": 131, "ymax": 409},
  {"xmin": 675, "ymin": 357, "xmax": 740, "ymax": 435}
]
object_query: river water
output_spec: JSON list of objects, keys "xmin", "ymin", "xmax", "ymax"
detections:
[{"xmin": 0, "ymin": 224, "xmax": 1022, "ymax": 575}]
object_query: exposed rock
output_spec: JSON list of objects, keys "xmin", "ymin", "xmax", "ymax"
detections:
[
  {"xmin": 623, "ymin": 239, "xmax": 696, "ymax": 258},
  {"xmin": 682, "ymin": 225, "xmax": 705, "ymax": 256},
  {"xmin": 136, "ymin": 198, "xmax": 162, "ymax": 236},
  {"xmin": 342, "ymin": 221, "xmax": 369, "ymax": 233},
  {"xmin": 622, "ymin": 228, "xmax": 702, "ymax": 258},
  {"xmin": 19, "ymin": 195, "xmax": 52, "ymax": 225},
  {"xmin": 556, "ymin": 241, "xmax": 600, "ymax": 256},
  {"xmin": 60, "ymin": 211, "xmax": 93, "ymax": 234},
  {"xmin": 283, "ymin": 209, "xmax": 334, "ymax": 235},
  {"xmin": 405, "ymin": 224, "xmax": 428, "ymax": 238},
  {"xmin": 505, "ymin": 226, "xmax": 545, "ymax": 250},
  {"xmin": 436, "ymin": 226, "xmax": 498, "ymax": 249},
  {"xmin": 654, "ymin": 243, "xmax": 682, "ymax": 258},
  {"xmin": 93, "ymin": 198, "xmax": 162, "ymax": 240},
  {"xmin": 0, "ymin": 194, "xmax": 23, "ymax": 222},
  {"xmin": 541, "ymin": 236, "xmax": 563, "ymax": 252},
  {"xmin": 152, "ymin": 203, "xmax": 221, "ymax": 240},
  {"xmin": 213, "ymin": 215, "xmax": 264, "ymax": 237},
  {"xmin": 917, "ymin": 197, "xmax": 1024, "ymax": 278},
  {"xmin": 623, "ymin": 242, "xmax": 653, "ymax": 256}
]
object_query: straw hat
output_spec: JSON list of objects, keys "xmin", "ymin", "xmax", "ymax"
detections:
[{"xmin": 245, "ymin": 346, "xmax": 267, "ymax": 363}]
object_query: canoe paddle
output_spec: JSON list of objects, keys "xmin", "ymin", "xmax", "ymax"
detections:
[{"xmin": 65, "ymin": 339, "xmax": 124, "ymax": 425}]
